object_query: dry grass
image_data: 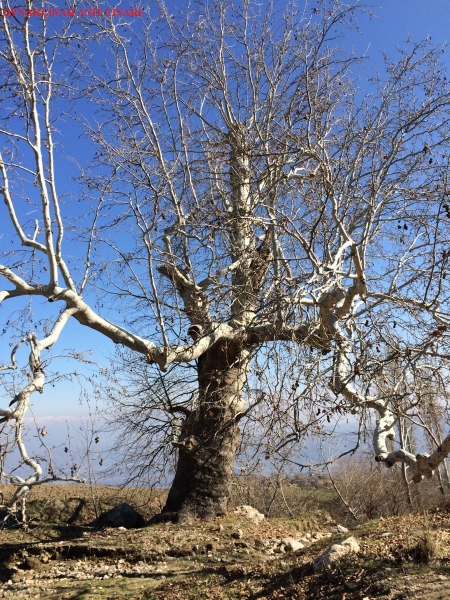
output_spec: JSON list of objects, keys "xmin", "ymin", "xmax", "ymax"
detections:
[
  {"xmin": 0, "ymin": 482, "xmax": 167, "ymax": 526},
  {"xmin": 1, "ymin": 483, "xmax": 450, "ymax": 598},
  {"xmin": 229, "ymin": 474, "xmax": 338, "ymax": 519},
  {"xmin": 407, "ymin": 520, "xmax": 443, "ymax": 564},
  {"xmin": 411, "ymin": 530, "xmax": 442, "ymax": 563}
]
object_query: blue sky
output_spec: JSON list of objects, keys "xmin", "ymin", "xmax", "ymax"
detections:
[
  {"xmin": 8, "ymin": 0, "xmax": 449, "ymax": 406},
  {"xmin": 357, "ymin": 1, "xmax": 450, "ymax": 48},
  {"xmin": 2, "ymin": 0, "xmax": 450, "ymax": 480}
]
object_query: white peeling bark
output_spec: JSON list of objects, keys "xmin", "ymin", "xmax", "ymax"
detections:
[
  {"xmin": 320, "ymin": 249, "xmax": 450, "ymax": 484},
  {"xmin": 376, "ymin": 433, "xmax": 450, "ymax": 483},
  {"xmin": 319, "ymin": 249, "xmax": 398, "ymax": 471}
]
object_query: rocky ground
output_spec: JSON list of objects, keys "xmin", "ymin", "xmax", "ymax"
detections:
[{"xmin": 1, "ymin": 485, "xmax": 450, "ymax": 599}]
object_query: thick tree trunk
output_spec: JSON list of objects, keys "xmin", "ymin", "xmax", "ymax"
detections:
[
  {"xmin": 158, "ymin": 126, "xmax": 256, "ymax": 523},
  {"xmin": 161, "ymin": 340, "xmax": 248, "ymax": 522}
]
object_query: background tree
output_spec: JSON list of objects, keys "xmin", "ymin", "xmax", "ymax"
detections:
[{"xmin": 1, "ymin": 0, "xmax": 450, "ymax": 522}]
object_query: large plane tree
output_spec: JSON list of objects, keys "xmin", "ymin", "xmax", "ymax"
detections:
[{"xmin": 1, "ymin": 0, "xmax": 450, "ymax": 522}]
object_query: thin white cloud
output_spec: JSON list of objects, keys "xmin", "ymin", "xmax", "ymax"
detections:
[{"xmin": 23, "ymin": 415, "xmax": 86, "ymax": 424}]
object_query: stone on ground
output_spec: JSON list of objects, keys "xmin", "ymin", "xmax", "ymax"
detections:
[
  {"xmin": 93, "ymin": 502, "xmax": 145, "ymax": 529},
  {"xmin": 233, "ymin": 505, "xmax": 265, "ymax": 523},
  {"xmin": 281, "ymin": 537, "xmax": 305, "ymax": 552},
  {"xmin": 314, "ymin": 536, "xmax": 360, "ymax": 572}
]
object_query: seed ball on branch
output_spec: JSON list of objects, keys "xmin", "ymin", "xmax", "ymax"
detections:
[{"xmin": 188, "ymin": 324, "xmax": 203, "ymax": 341}]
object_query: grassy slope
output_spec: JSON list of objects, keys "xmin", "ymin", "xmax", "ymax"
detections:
[{"xmin": 1, "ymin": 484, "xmax": 450, "ymax": 599}]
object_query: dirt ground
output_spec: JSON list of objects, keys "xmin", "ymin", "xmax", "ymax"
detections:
[{"xmin": 1, "ymin": 484, "xmax": 450, "ymax": 599}]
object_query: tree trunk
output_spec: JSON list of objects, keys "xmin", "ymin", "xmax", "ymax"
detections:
[
  {"xmin": 161, "ymin": 340, "xmax": 249, "ymax": 522},
  {"xmin": 436, "ymin": 465, "xmax": 446, "ymax": 496}
]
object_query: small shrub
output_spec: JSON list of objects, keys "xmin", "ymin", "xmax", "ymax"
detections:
[
  {"xmin": 329, "ymin": 455, "xmax": 449, "ymax": 523},
  {"xmin": 409, "ymin": 529, "xmax": 442, "ymax": 564}
]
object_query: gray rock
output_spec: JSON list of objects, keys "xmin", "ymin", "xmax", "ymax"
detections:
[
  {"xmin": 281, "ymin": 537, "xmax": 305, "ymax": 552},
  {"xmin": 233, "ymin": 505, "xmax": 265, "ymax": 523},
  {"xmin": 93, "ymin": 502, "xmax": 145, "ymax": 529},
  {"xmin": 314, "ymin": 536, "xmax": 360, "ymax": 572},
  {"xmin": 336, "ymin": 524, "xmax": 349, "ymax": 533},
  {"xmin": 298, "ymin": 537, "xmax": 311, "ymax": 544}
]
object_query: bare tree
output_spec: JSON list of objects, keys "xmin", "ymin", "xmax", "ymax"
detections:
[
  {"xmin": 1, "ymin": 0, "xmax": 450, "ymax": 522},
  {"xmin": 99, "ymin": 353, "xmax": 197, "ymax": 488},
  {"xmin": 0, "ymin": 309, "xmax": 85, "ymax": 523}
]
